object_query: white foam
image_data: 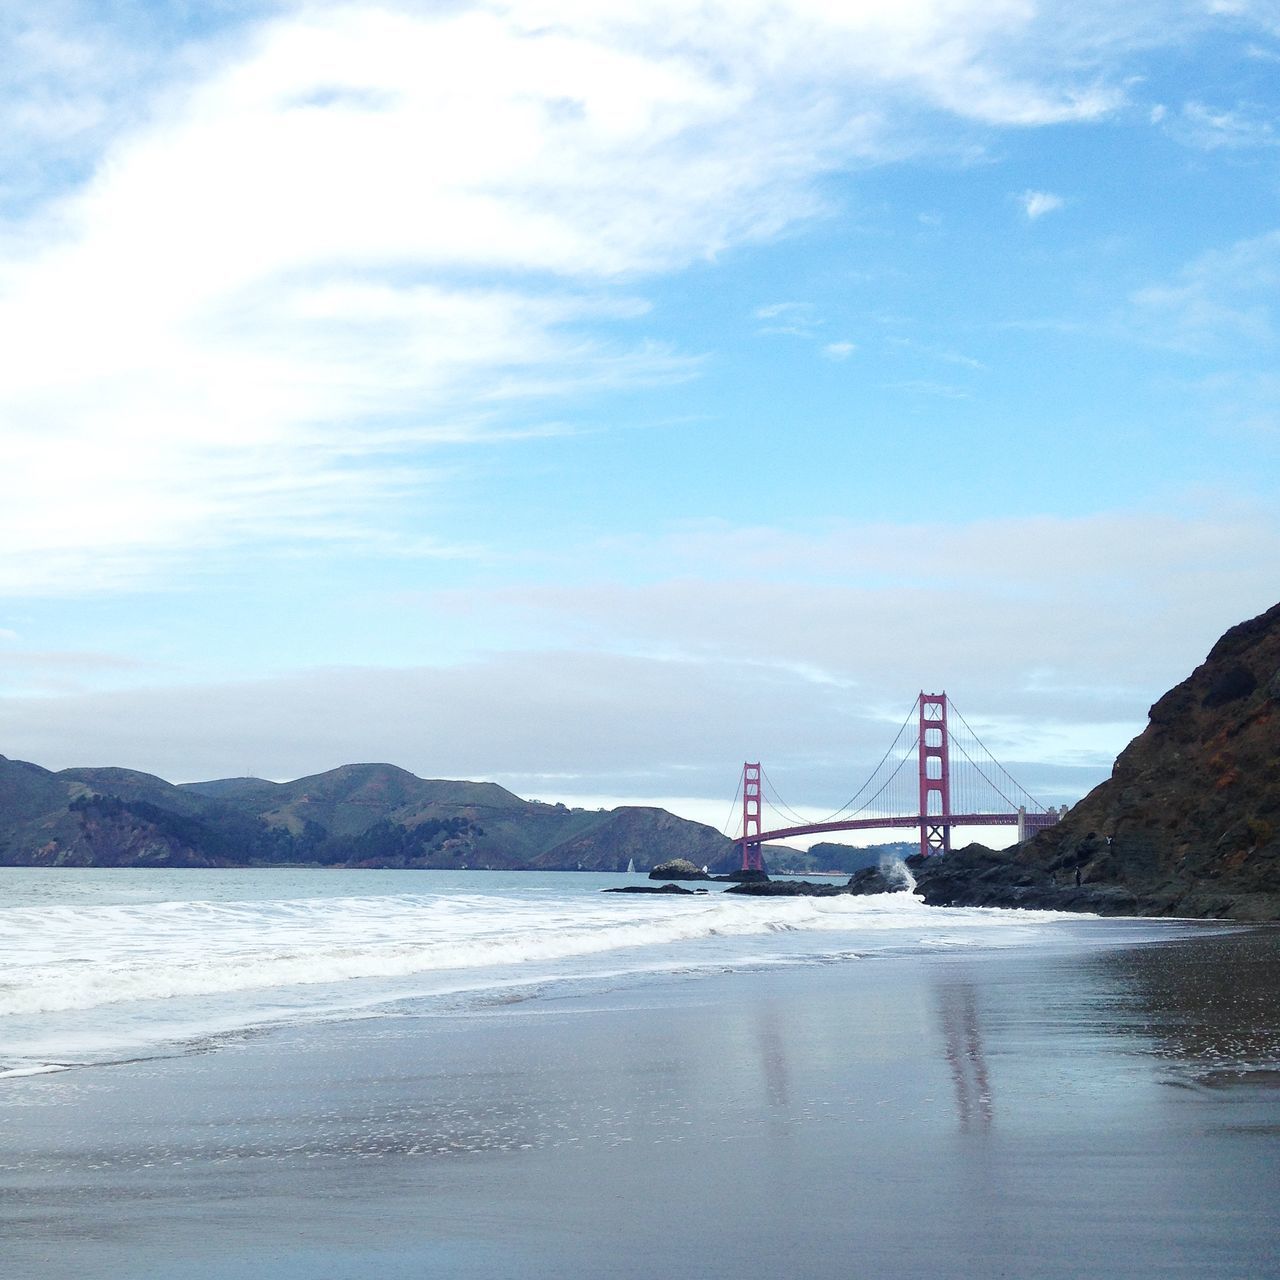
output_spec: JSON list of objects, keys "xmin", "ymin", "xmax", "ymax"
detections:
[
  {"xmin": 0, "ymin": 875, "xmax": 1106, "ymax": 1070},
  {"xmin": 0, "ymin": 892, "xmax": 933, "ymax": 1016}
]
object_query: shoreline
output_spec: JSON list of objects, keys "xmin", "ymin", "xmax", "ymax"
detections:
[{"xmin": 5, "ymin": 925, "xmax": 1279, "ymax": 1279}]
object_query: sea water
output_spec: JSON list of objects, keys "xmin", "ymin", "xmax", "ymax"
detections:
[
  {"xmin": 0, "ymin": 867, "xmax": 1213, "ymax": 1078},
  {"xmin": 5, "ymin": 867, "xmax": 1279, "ymax": 1280}
]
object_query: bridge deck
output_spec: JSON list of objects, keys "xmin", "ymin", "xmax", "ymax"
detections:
[{"xmin": 752, "ymin": 812, "xmax": 1055, "ymax": 845}]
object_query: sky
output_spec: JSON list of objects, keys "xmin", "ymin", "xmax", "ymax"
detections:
[{"xmin": 1, "ymin": 0, "xmax": 1278, "ymax": 843}]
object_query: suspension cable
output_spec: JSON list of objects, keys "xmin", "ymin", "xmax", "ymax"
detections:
[
  {"xmin": 819, "ymin": 699, "xmax": 921, "ymax": 823},
  {"xmin": 949, "ymin": 738, "xmax": 1023, "ymax": 812},
  {"xmin": 760, "ymin": 767, "xmax": 815, "ymax": 827},
  {"xmin": 719, "ymin": 769, "xmax": 744, "ymax": 838},
  {"xmin": 948, "ymin": 701, "xmax": 1049, "ymax": 811},
  {"xmin": 838, "ymin": 739, "xmax": 920, "ymax": 820}
]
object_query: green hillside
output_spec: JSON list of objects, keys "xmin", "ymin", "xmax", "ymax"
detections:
[{"xmin": 0, "ymin": 757, "xmax": 738, "ymax": 872}]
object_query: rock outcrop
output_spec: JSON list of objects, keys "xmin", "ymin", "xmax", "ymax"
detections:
[
  {"xmin": 1021, "ymin": 600, "xmax": 1280, "ymax": 920},
  {"xmin": 648, "ymin": 858, "xmax": 711, "ymax": 881},
  {"xmin": 904, "ymin": 844, "xmax": 1142, "ymax": 914},
  {"xmin": 603, "ymin": 883, "xmax": 707, "ymax": 894},
  {"xmin": 724, "ymin": 878, "xmax": 850, "ymax": 896},
  {"xmin": 892, "ymin": 602, "xmax": 1280, "ymax": 920},
  {"xmin": 845, "ymin": 865, "xmax": 912, "ymax": 896}
]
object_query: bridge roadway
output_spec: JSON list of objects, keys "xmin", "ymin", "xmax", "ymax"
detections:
[{"xmin": 753, "ymin": 812, "xmax": 1049, "ymax": 845}]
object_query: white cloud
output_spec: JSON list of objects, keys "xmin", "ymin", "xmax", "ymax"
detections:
[
  {"xmin": 1019, "ymin": 189, "xmax": 1064, "ymax": 219},
  {"xmin": 1188, "ymin": 370, "xmax": 1280, "ymax": 435},
  {"xmin": 822, "ymin": 341, "xmax": 857, "ymax": 360},
  {"xmin": 423, "ymin": 507, "xmax": 1278, "ymax": 739},
  {"xmin": 755, "ymin": 302, "xmax": 811, "ymax": 321},
  {"xmin": 755, "ymin": 300, "xmax": 822, "ymax": 338},
  {"xmin": 0, "ymin": 644, "xmax": 152, "ymax": 697},
  {"xmin": 0, "ymin": 641, "xmax": 1129, "ymax": 814},
  {"xmin": 885, "ymin": 378, "xmax": 971, "ymax": 398},
  {"xmin": 1208, "ymin": 0, "xmax": 1280, "ymax": 31},
  {"xmin": 886, "ymin": 335, "xmax": 987, "ymax": 371},
  {"xmin": 1131, "ymin": 228, "xmax": 1280, "ymax": 351},
  {"xmin": 1171, "ymin": 99, "xmax": 1279, "ymax": 148},
  {"xmin": 0, "ymin": 0, "xmax": 1152, "ymax": 595}
]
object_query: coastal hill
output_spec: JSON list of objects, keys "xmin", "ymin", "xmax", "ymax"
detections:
[
  {"xmin": 1023, "ymin": 599, "xmax": 1280, "ymax": 917},
  {"xmin": 0, "ymin": 759, "xmax": 736, "ymax": 872},
  {"xmin": 909, "ymin": 600, "xmax": 1280, "ymax": 920}
]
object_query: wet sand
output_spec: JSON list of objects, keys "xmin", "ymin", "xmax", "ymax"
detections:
[{"xmin": 4, "ymin": 924, "xmax": 1280, "ymax": 1279}]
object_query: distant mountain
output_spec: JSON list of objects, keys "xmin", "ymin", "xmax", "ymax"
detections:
[{"xmin": 0, "ymin": 758, "xmax": 739, "ymax": 873}]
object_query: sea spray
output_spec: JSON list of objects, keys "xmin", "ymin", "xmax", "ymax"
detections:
[{"xmin": 881, "ymin": 857, "xmax": 918, "ymax": 892}]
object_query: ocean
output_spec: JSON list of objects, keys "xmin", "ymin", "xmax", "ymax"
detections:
[
  {"xmin": 3, "ymin": 868, "xmax": 1279, "ymax": 1278},
  {"xmin": 0, "ymin": 866, "xmax": 1185, "ymax": 1078}
]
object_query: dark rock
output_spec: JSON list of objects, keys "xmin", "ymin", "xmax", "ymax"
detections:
[
  {"xmin": 1022, "ymin": 599, "xmax": 1280, "ymax": 920},
  {"xmin": 905, "ymin": 843, "xmax": 1162, "ymax": 913},
  {"xmin": 724, "ymin": 879, "xmax": 848, "ymax": 896},
  {"xmin": 1202, "ymin": 663, "xmax": 1257, "ymax": 709},
  {"xmin": 846, "ymin": 865, "xmax": 912, "ymax": 896},
  {"xmin": 908, "ymin": 844, "xmax": 1050, "ymax": 908},
  {"xmin": 649, "ymin": 858, "xmax": 711, "ymax": 881},
  {"xmin": 716, "ymin": 867, "xmax": 769, "ymax": 882},
  {"xmin": 603, "ymin": 883, "xmax": 706, "ymax": 894}
]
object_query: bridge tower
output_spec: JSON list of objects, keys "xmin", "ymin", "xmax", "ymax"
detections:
[
  {"xmin": 740, "ymin": 761, "xmax": 764, "ymax": 872},
  {"xmin": 918, "ymin": 692, "xmax": 951, "ymax": 856}
]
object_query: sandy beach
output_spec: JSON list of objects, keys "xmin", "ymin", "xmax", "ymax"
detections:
[{"xmin": 5, "ymin": 922, "xmax": 1279, "ymax": 1280}]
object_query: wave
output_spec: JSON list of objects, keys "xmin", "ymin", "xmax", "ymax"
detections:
[
  {"xmin": 0, "ymin": 889, "xmax": 1077, "ymax": 1020},
  {"xmin": 0, "ymin": 892, "xmax": 867, "ymax": 1017}
]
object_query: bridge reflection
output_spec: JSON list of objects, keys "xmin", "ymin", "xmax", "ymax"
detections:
[{"xmin": 935, "ymin": 981, "xmax": 993, "ymax": 1131}]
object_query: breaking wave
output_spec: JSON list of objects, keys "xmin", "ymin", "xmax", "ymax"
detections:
[
  {"xmin": 1, "ymin": 891, "xmax": 929, "ymax": 1017},
  {"xmin": 0, "ymin": 870, "xmax": 1112, "ymax": 1073}
]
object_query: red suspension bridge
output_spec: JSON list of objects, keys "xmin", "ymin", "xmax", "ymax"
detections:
[{"xmin": 733, "ymin": 692, "xmax": 1065, "ymax": 871}]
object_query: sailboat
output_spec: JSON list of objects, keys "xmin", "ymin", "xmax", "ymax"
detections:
[{"xmin": 626, "ymin": 857, "xmax": 636, "ymax": 873}]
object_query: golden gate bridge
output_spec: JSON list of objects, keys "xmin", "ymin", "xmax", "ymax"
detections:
[{"xmin": 731, "ymin": 692, "xmax": 1065, "ymax": 871}]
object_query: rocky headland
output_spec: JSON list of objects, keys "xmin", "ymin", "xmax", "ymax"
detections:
[{"xmin": 908, "ymin": 600, "xmax": 1280, "ymax": 920}]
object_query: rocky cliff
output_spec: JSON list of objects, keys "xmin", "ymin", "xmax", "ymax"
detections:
[
  {"xmin": 1021, "ymin": 600, "xmax": 1280, "ymax": 918},
  {"xmin": 909, "ymin": 601, "xmax": 1280, "ymax": 920}
]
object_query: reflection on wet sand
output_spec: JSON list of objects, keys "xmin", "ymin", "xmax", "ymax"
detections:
[
  {"xmin": 1082, "ymin": 926, "xmax": 1280, "ymax": 1082},
  {"xmin": 753, "ymin": 998, "xmax": 791, "ymax": 1109},
  {"xmin": 935, "ymin": 982, "xmax": 993, "ymax": 1131}
]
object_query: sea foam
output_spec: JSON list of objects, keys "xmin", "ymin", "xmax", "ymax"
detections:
[{"xmin": 0, "ymin": 870, "xmax": 1100, "ymax": 1072}]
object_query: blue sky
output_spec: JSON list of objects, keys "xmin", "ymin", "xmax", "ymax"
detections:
[{"xmin": 1, "ymin": 0, "xmax": 1278, "ymax": 841}]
